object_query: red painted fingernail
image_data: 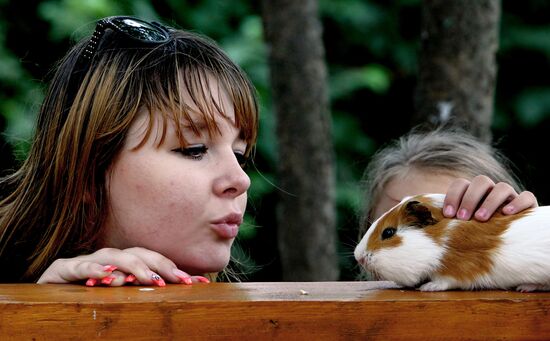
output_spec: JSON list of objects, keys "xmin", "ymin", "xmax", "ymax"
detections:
[
  {"xmin": 151, "ymin": 273, "xmax": 166, "ymax": 287},
  {"xmin": 101, "ymin": 276, "xmax": 115, "ymax": 285},
  {"xmin": 103, "ymin": 265, "xmax": 118, "ymax": 272},
  {"xmin": 173, "ymin": 268, "xmax": 193, "ymax": 284},
  {"xmin": 125, "ymin": 274, "xmax": 136, "ymax": 283},
  {"xmin": 175, "ymin": 274, "xmax": 193, "ymax": 285},
  {"xmin": 195, "ymin": 276, "xmax": 210, "ymax": 283},
  {"xmin": 86, "ymin": 278, "xmax": 97, "ymax": 287}
]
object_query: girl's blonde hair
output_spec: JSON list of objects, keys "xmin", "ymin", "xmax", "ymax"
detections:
[
  {"xmin": 0, "ymin": 25, "xmax": 258, "ymax": 281},
  {"xmin": 360, "ymin": 127, "xmax": 523, "ymax": 233}
]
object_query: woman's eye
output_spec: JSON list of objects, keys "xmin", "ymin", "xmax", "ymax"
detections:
[
  {"xmin": 234, "ymin": 152, "xmax": 249, "ymax": 168},
  {"xmin": 173, "ymin": 145, "xmax": 208, "ymax": 160}
]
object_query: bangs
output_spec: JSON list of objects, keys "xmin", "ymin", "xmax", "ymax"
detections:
[{"xmin": 136, "ymin": 32, "xmax": 258, "ymax": 155}]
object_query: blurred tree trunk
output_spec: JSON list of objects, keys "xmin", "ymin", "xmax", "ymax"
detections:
[
  {"xmin": 414, "ymin": 0, "xmax": 501, "ymax": 142},
  {"xmin": 261, "ymin": 0, "xmax": 339, "ymax": 280}
]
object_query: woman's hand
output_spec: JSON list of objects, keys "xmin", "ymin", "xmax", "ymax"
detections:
[
  {"xmin": 443, "ymin": 175, "xmax": 538, "ymax": 221},
  {"xmin": 36, "ymin": 247, "xmax": 210, "ymax": 286}
]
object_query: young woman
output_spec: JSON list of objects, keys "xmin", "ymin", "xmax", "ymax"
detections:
[
  {"xmin": 360, "ymin": 128, "xmax": 537, "ymax": 232},
  {"xmin": 0, "ymin": 16, "xmax": 258, "ymax": 286}
]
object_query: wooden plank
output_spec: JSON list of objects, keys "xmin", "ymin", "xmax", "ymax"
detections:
[{"xmin": 0, "ymin": 281, "xmax": 549, "ymax": 340}]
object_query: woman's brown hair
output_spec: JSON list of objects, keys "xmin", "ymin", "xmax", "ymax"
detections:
[{"xmin": 0, "ymin": 23, "xmax": 258, "ymax": 282}]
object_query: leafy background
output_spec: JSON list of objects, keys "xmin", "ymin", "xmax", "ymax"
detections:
[{"xmin": 1, "ymin": 0, "xmax": 549, "ymax": 280}]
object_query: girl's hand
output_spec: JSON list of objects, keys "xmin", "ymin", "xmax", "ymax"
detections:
[
  {"xmin": 36, "ymin": 247, "xmax": 210, "ymax": 286},
  {"xmin": 443, "ymin": 175, "xmax": 538, "ymax": 221}
]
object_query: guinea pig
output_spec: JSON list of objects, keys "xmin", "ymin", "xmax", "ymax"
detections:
[{"xmin": 354, "ymin": 193, "xmax": 550, "ymax": 292}]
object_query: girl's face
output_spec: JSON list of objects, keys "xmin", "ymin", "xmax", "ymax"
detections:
[
  {"xmin": 372, "ymin": 168, "xmax": 457, "ymax": 221},
  {"xmin": 101, "ymin": 82, "xmax": 250, "ymax": 275}
]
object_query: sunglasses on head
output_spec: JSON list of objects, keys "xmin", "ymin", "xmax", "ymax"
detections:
[{"xmin": 82, "ymin": 16, "xmax": 171, "ymax": 60}]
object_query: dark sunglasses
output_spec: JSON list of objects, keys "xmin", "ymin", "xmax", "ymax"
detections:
[{"xmin": 82, "ymin": 16, "xmax": 171, "ymax": 60}]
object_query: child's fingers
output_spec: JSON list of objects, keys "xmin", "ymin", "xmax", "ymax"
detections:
[
  {"xmin": 455, "ymin": 175, "xmax": 495, "ymax": 220},
  {"xmin": 444, "ymin": 178, "xmax": 471, "ymax": 218},
  {"xmin": 473, "ymin": 182, "xmax": 516, "ymax": 221},
  {"xmin": 502, "ymin": 191, "xmax": 538, "ymax": 215}
]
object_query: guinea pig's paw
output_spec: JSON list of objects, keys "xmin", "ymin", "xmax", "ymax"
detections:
[
  {"xmin": 515, "ymin": 284, "xmax": 550, "ymax": 292},
  {"xmin": 418, "ymin": 280, "xmax": 450, "ymax": 292}
]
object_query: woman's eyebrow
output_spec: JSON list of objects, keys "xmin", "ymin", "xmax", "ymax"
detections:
[{"xmin": 180, "ymin": 119, "xmax": 208, "ymax": 133}]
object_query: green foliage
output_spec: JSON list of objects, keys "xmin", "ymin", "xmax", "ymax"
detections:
[
  {"xmin": 330, "ymin": 64, "xmax": 391, "ymax": 99},
  {"xmin": 501, "ymin": 21, "xmax": 550, "ymax": 57},
  {"xmin": 514, "ymin": 88, "xmax": 550, "ymax": 128},
  {"xmin": 38, "ymin": 0, "xmax": 161, "ymax": 41},
  {"xmin": 183, "ymin": 0, "xmax": 251, "ymax": 39},
  {"xmin": 499, "ymin": 14, "xmax": 550, "ymax": 127},
  {"xmin": 0, "ymin": 22, "xmax": 40, "ymax": 159},
  {"xmin": 321, "ymin": 0, "xmax": 385, "ymax": 33}
]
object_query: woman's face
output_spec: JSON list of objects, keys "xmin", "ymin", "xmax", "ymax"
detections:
[
  {"xmin": 372, "ymin": 168, "xmax": 457, "ymax": 221},
  {"xmin": 101, "ymin": 82, "xmax": 250, "ymax": 275}
]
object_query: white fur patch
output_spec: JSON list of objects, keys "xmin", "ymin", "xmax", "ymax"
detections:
[
  {"xmin": 484, "ymin": 206, "xmax": 550, "ymax": 289},
  {"xmin": 423, "ymin": 193, "xmax": 445, "ymax": 208},
  {"xmin": 371, "ymin": 228, "xmax": 445, "ymax": 287}
]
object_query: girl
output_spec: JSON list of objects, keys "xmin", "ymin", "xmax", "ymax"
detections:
[
  {"xmin": 360, "ymin": 128, "xmax": 538, "ymax": 232},
  {"xmin": 0, "ymin": 16, "xmax": 258, "ymax": 286}
]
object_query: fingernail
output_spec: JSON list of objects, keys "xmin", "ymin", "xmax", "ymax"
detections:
[
  {"xmin": 178, "ymin": 276, "xmax": 193, "ymax": 285},
  {"xmin": 101, "ymin": 276, "xmax": 115, "ymax": 285},
  {"xmin": 457, "ymin": 208, "xmax": 468, "ymax": 220},
  {"xmin": 173, "ymin": 269, "xmax": 192, "ymax": 285},
  {"xmin": 86, "ymin": 278, "xmax": 97, "ymax": 287},
  {"xmin": 476, "ymin": 208, "xmax": 487, "ymax": 220},
  {"xmin": 503, "ymin": 205, "xmax": 515, "ymax": 214},
  {"xmin": 125, "ymin": 274, "xmax": 136, "ymax": 283},
  {"xmin": 103, "ymin": 265, "xmax": 118, "ymax": 272},
  {"xmin": 195, "ymin": 276, "xmax": 210, "ymax": 283},
  {"xmin": 151, "ymin": 273, "xmax": 166, "ymax": 287},
  {"xmin": 444, "ymin": 205, "xmax": 455, "ymax": 217}
]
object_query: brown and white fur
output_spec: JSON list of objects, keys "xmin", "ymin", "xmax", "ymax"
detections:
[{"xmin": 354, "ymin": 193, "xmax": 550, "ymax": 292}]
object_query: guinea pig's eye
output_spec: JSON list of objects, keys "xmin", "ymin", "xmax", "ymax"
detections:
[{"xmin": 381, "ymin": 227, "xmax": 396, "ymax": 240}]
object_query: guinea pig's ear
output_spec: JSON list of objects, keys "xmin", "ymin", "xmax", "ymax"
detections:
[{"xmin": 405, "ymin": 200, "xmax": 437, "ymax": 227}]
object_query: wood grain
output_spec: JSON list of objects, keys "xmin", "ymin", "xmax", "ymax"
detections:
[{"xmin": 0, "ymin": 281, "xmax": 549, "ymax": 340}]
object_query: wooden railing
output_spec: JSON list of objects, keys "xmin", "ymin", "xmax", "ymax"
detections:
[{"xmin": 1, "ymin": 281, "xmax": 549, "ymax": 339}]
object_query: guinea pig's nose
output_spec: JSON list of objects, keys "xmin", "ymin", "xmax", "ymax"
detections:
[{"xmin": 356, "ymin": 252, "xmax": 369, "ymax": 267}]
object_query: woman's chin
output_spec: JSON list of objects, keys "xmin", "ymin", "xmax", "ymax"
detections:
[{"xmin": 176, "ymin": 253, "xmax": 230, "ymax": 275}]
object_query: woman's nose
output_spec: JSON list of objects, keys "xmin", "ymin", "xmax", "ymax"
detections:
[{"xmin": 213, "ymin": 153, "xmax": 251, "ymax": 197}]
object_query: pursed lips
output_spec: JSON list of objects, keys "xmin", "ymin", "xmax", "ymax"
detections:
[{"xmin": 210, "ymin": 213, "xmax": 243, "ymax": 239}]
